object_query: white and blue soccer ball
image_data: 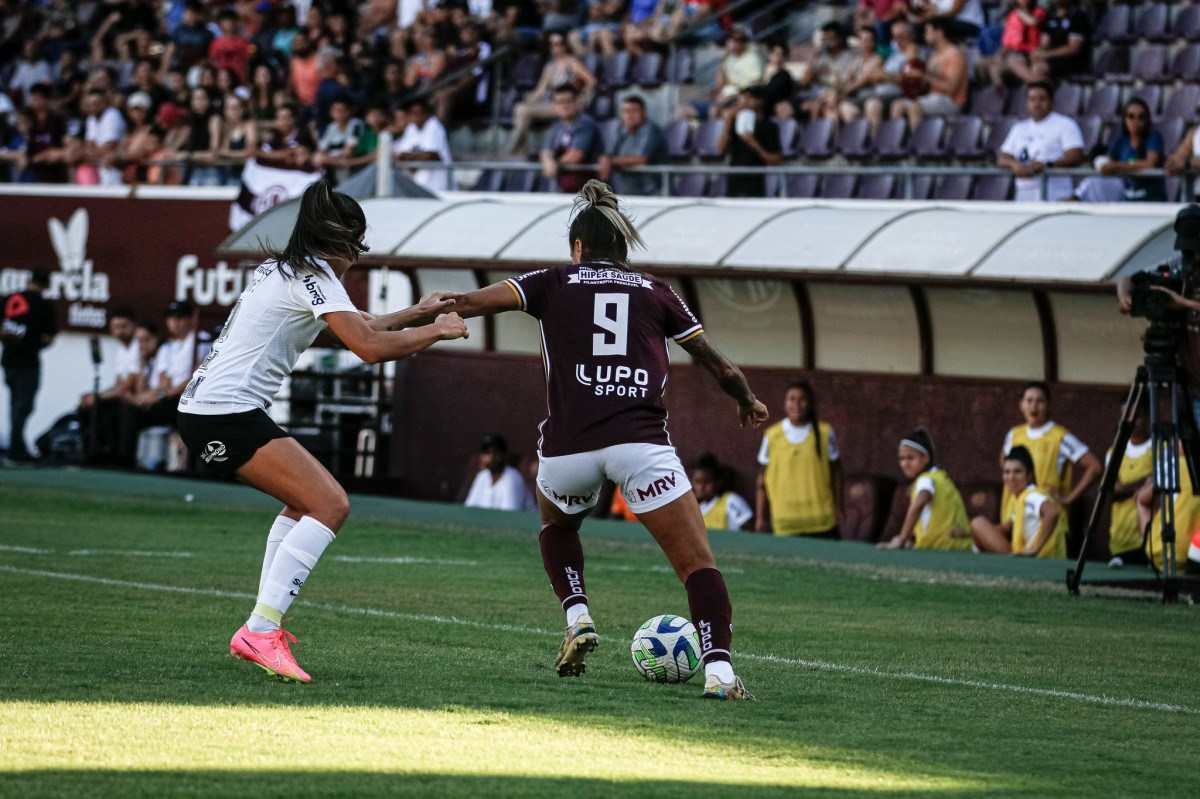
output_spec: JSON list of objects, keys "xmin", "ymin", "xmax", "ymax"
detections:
[{"xmin": 630, "ymin": 614, "xmax": 702, "ymax": 683}]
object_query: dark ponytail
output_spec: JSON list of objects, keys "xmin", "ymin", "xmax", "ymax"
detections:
[
  {"xmin": 1005, "ymin": 445, "xmax": 1037, "ymax": 484},
  {"xmin": 787, "ymin": 379, "xmax": 822, "ymax": 458},
  {"xmin": 266, "ymin": 179, "xmax": 368, "ymax": 278},
  {"xmin": 568, "ymin": 179, "xmax": 644, "ymax": 266}
]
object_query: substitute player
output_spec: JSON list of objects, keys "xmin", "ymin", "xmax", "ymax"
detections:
[
  {"xmin": 971, "ymin": 445, "xmax": 1064, "ymax": 557},
  {"xmin": 450, "ymin": 180, "xmax": 769, "ymax": 700},
  {"xmin": 176, "ymin": 180, "xmax": 468, "ymax": 683},
  {"xmin": 878, "ymin": 429, "xmax": 971, "ymax": 551}
]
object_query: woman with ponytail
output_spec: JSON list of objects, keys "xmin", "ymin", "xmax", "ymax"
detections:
[
  {"xmin": 176, "ymin": 180, "xmax": 468, "ymax": 683},
  {"xmin": 450, "ymin": 180, "xmax": 769, "ymax": 700},
  {"xmin": 878, "ymin": 429, "xmax": 971, "ymax": 551}
]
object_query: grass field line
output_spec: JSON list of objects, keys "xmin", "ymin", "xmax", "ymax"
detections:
[
  {"xmin": 0, "ymin": 543, "xmax": 194, "ymax": 558},
  {"xmin": 3, "ymin": 562, "xmax": 1196, "ymax": 718},
  {"xmin": 331, "ymin": 555, "xmax": 481, "ymax": 566}
]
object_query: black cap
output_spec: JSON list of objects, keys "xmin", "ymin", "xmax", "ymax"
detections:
[
  {"xmin": 165, "ymin": 300, "xmax": 194, "ymax": 317},
  {"xmin": 480, "ymin": 433, "xmax": 508, "ymax": 453}
]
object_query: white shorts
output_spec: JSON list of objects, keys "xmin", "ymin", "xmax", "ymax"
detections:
[{"xmin": 537, "ymin": 443, "xmax": 692, "ymax": 516}]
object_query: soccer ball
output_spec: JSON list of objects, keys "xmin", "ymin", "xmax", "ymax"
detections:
[{"xmin": 630, "ymin": 614, "xmax": 702, "ymax": 683}]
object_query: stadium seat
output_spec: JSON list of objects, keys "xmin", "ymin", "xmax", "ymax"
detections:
[
  {"xmin": 1096, "ymin": 5, "xmax": 1132, "ymax": 43},
  {"xmin": 856, "ymin": 174, "xmax": 897, "ymax": 199},
  {"xmin": 632, "ymin": 52, "xmax": 664, "ymax": 87},
  {"xmin": 776, "ymin": 118, "xmax": 800, "ymax": 157},
  {"xmin": 1174, "ymin": 3, "xmax": 1200, "ymax": 42},
  {"xmin": 500, "ymin": 170, "xmax": 538, "ymax": 193},
  {"xmin": 671, "ymin": 173, "xmax": 707, "ymax": 197},
  {"xmin": 1135, "ymin": 3, "xmax": 1170, "ymax": 41},
  {"xmin": 983, "ymin": 117, "xmax": 1016, "ymax": 154},
  {"xmin": 1077, "ymin": 115, "xmax": 1105, "ymax": 155},
  {"xmin": 764, "ymin": 173, "xmax": 782, "ymax": 198},
  {"xmin": 1165, "ymin": 176, "xmax": 1183, "ymax": 203},
  {"xmin": 598, "ymin": 118, "xmax": 620, "ymax": 153},
  {"xmin": 666, "ymin": 49, "xmax": 695, "ymax": 83},
  {"xmin": 948, "ymin": 115, "xmax": 985, "ymax": 160},
  {"xmin": 1004, "ymin": 85, "xmax": 1028, "ymax": 117},
  {"xmin": 1053, "ymin": 84, "xmax": 1084, "ymax": 117},
  {"xmin": 1096, "ymin": 46, "xmax": 1131, "ymax": 81},
  {"xmin": 1083, "ymin": 83, "xmax": 1121, "ymax": 119},
  {"xmin": 836, "ymin": 118, "xmax": 872, "ymax": 159},
  {"xmin": 664, "ymin": 119, "xmax": 694, "ymax": 158},
  {"xmin": 535, "ymin": 175, "xmax": 557, "ymax": 193},
  {"xmin": 819, "ymin": 173, "xmax": 857, "ymax": 199},
  {"xmin": 1130, "ymin": 45, "xmax": 1168, "ymax": 83},
  {"xmin": 695, "ymin": 118, "xmax": 725, "ymax": 159},
  {"xmin": 603, "ymin": 51, "xmax": 632, "ymax": 89},
  {"xmin": 1129, "ymin": 85, "xmax": 1162, "ymax": 116},
  {"xmin": 590, "ymin": 93, "xmax": 613, "ymax": 119},
  {"xmin": 582, "ymin": 52, "xmax": 602, "ymax": 83},
  {"xmin": 801, "ymin": 117, "xmax": 836, "ymax": 158},
  {"xmin": 972, "ymin": 173, "xmax": 1013, "ymax": 201},
  {"xmin": 511, "ymin": 54, "xmax": 544, "ymax": 91},
  {"xmin": 933, "ymin": 174, "xmax": 972, "ymax": 200},
  {"xmin": 911, "ymin": 117, "xmax": 948, "ymax": 158},
  {"xmin": 706, "ymin": 174, "xmax": 727, "ymax": 198},
  {"xmin": 1163, "ymin": 84, "xmax": 1200, "ymax": 122},
  {"xmin": 969, "ymin": 85, "xmax": 1007, "ymax": 120},
  {"xmin": 782, "ymin": 174, "xmax": 820, "ymax": 198},
  {"xmin": 1170, "ymin": 44, "xmax": 1200, "ymax": 82},
  {"xmin": 472, "ymin": 169, "xmax": 504, "ymax": 191},
  {"xmin": 1160, "ymin": 115, "xmax": 1187, "ymax": 157},
  {"xmin": 873, "ymin": 118, "xmax": 908, "ymax": 159},
  {"xmin": 909, "ymin": 174, "xmax": 934, "ymax": 200}
]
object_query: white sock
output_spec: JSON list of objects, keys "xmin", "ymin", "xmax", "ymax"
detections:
[
  {"xmin": 258, "ymin": 515, "xmax": 298, "ymax": 595},
  {"xmin": 246, "ymin": 516, "xmax": 335, "ymax": 633},
  {"xmin": 565, "ymin": 602, "xmax": 590, "ymax": 627},
  {"xmin": 705, "ymin": 659, "xmax": 735, "ymax": 683}
]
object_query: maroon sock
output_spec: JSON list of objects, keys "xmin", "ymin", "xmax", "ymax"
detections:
[
  {"xmin": 685, "ymin": 567, "xmax": 732, "ymax": 664},
  {"xmin": 539, "ymin": 523, "xmax": 588, "ymax": 611}
]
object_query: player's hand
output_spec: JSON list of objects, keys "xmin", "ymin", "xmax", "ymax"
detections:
[
  {"xmin": 739, "ymin": 399, "xmax": 769, "ymax": 428},
  {"xmin": 417, "ymin": 291, "xmax": 458, "ymax": 319},
  {"xmin": 876, "ymin": 536, "xmax": 903, "ymax": 550},
  {"xmin": 433, "ymin": 312, "xmax": 469, "ymax": 341}
]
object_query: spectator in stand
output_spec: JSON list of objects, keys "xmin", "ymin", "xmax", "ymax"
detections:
[
  {"xmin": 835, "ymin": 27, "xmax": 885, "ymax": 124},
  {"xmin": 621, "ymin": 0, "xmax": 663, "ymax": 57},
  {"xmin": 1166, "ymin": 124, "xmax": 1200, "ymax": 196},
  {"xmin": 712, "ymin": 28, "xmax": 765, "ymax": 116},
  {"xmin": 1075, "ymin": 98, "xmax": 1165, "ymax": 203},
  {"xmin": 330, "ymin": 103, "xmax": 389, "ymax": 173},
  {"xmin": 172, "ymin": 2, "xmax": 214, "ymax": 69},
  {"xmin": 267, "ymin": 6, "xmax": 302, "ymax": 58},
  {"xmin": 570, "ymin": 0, "xmax": 626, "ymax": 57},
  {"xmin": 491, "ymin": 0, "xmax": 545, "ymax": 45},
  {"xmin": 887, "ymin": 18, "xmax": 967, "ymax": 128},
  {"xmin": 257, "ymin": 103, "xmax": 315, "ymax": 169},
  {"xmin": 116, "ymin": 91, "xmax": 158, "ymax": 183},
  {"xmin": 1032, "ymin": 0, "xmax": 1091, "ymax": 82},
  {"xmin": 762, "ymin": 42, "xmax": 798, "ymax": 121},
  {"xmin": 23, "ymin": 84, "xmax": 68, "ymax": 183},
  {"xmin": 984, "ymin": 0, "xmax": 1046, "ymax": 87},
  {"xmin": 756, "ymin": 380, "xmax": 843, "ymax": 537},
  {"xmin": 80, "ymin": 87, "xmax": 126, "ymax": 185},
  {"xmin": 215, "ymin": 92, "xmax": 257, "ymax": 183},
  {"xmin": 862, "ymin": 19, "xmax": 922, "ymax": 132},
  {"xmin": 877, "ymin": 429, "xmax": 972, "ymax": 551},
  {"xmin": 435, "ymin": 22, "xmax": 492, "ymax": 125},
  {"xmin": 209, "ymin": 10, "xmax": 253, "ymax": 84},
  {"xmin": 997, "ymin": 381, "xmax": 1101, "ymax": 550},
  {"xmin": 655, "ymin": 0, "xmax": 721, "ymax": 43},
  {"xmin": 1106, "ymin": 412, "xmax": 1152, "ymax": 568},
  {"xmin": 909, "ymin": 0, "xmax": 986, "ymax": 43},
  {"xmin": 9, "ymin": 39, "xmax": 53, "ymax": 100},
  {"xmin": 998, "ymin": 81, "xmax": 1084, "ymax": 202},
  {"xmin": 799, "ymin": 22, "xmax": 857, "ymax": 121},
  {"xmin": 541, "ymin": 0, "xmax": 585, "ymax": 34},
  {"xmin": 251, "ymin": 63, "xmax": 280, "ymax": 122},
  {"xmin": 405, "ymin": 29, "xmax": 448, "ymax": 96},
  {"xmin": 720, "ymin": 85, "xmax": 781, "ymax": 198},
  {"xmin": 314, "ymin": 49, "xmax": 349, "ymax": 128},
  {"xmin": 289, "ymin": 35, "xmax": 321, "ymax": 109},
  {"xmin": 692, "ymin": 453, "xmax": 753, "ymax": 532},
  {"xmin": 126, "ymin": 58, "xmax": 169, "ymax": 109},
  {"xmin": 597, "ymin": 95, "xmax": 667, "ymax": 196},
  {"xmin": 1, "ymin": 270, "xmax": 57, "ymax": 463},
  {"xmin": 540, "ymin": 84, "xmax": 600, "ymax": 193},
  {"xmin": 182, "ymin": 87, "xmax": 223, "ymax": 186},
  {"xmin": 855, "ymin": 0, "xmax": 906, "ymax": 45},
  {"xmin": 315, "ymin": 96, "xmax": 364, "ymax": 182},
  {"xmin": 79, "ymin": 308, "xmax": 139, "ymax": 464},
  {"xmin": 464, "ymin": 434, "xmax": 532, "ymax": 511},
  {"xmin": 971, "ymin": 445, "xmax": 1064, "ymax": 557},
  {"xmin": 151, "ymin": 100, "xmax": 191, "ymax": 185},
  {"xmin": 394, "ymin": 96, "xmax": 453, "ymax": 191},
  {"xmin": 508, "ymin": 32, "xmax": 596, "ymax": 154}
]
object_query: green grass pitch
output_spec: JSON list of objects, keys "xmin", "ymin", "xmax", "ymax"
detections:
[{"xmin": 0, "ymin": 469, "xmax": 1197, "ymax": 798}]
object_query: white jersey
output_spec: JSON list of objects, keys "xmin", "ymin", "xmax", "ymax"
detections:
[{"xmin": 178, "ymin": 258, "xmax": 357, "ymax": 416}]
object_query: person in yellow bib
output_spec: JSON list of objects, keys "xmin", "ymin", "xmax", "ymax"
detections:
[
  {"xmin": 692, "ymin": 453, "xmax": 753, "ymax": 531},
  {"xmin": 1105, "ymin": 413, "xmax": 1152, "ymax": 568},
  {"xmin": 1134, "ymin": 444, "xmax": 1200, "ymax": 573},
  {"xmin": 972, "ymin": 445, "xmax": 1065, "ymax": 557},
  {"xmin": 999, "ymin": 382, "xmax": 1101, "ymax": 546},
  {"xmin": 755, "ymin": 380, "xmax": 843, "ymax": 537},
  {"xmin": 878, "ymin": 429, "xmax": 971, "ymax": 551}
]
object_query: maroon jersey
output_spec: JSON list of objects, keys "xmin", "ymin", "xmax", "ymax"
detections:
[{"xmin": 505, "ymin": 262, "xmax": 704, "ymax": 457}]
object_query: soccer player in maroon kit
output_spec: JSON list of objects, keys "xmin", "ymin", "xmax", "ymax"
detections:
[{"xmin": 450, "ymin": 181, "xmax": 769, "ymax": 699}]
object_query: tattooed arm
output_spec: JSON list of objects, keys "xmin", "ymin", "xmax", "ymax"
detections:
[{"xmin": 681, "ymin": 334, "xmax": 769, "ymax": 428}]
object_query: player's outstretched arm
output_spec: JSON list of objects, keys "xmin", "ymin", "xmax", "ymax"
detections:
[
  {"xmin": 324, "ymin": 310, "xmax": 468, "ymax": 363},
  {"xmin": 442, "ymin": 282, "xmax": 523, "ymax": 319},
  {"xmin": 680, "ymin": 334, "xmax": 769, "ymax": 428},
  {"xmin": 366, "ymin": 292, "xmax": 460, "ymax": 331}
]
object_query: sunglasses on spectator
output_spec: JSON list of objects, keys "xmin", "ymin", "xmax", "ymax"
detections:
[{"xmin": 1126, "ymin": 112, "xmax": 1147, "ymax": 120}]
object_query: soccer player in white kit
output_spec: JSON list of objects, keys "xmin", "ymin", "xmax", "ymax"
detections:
[{"xmin": 177, "ymin": 181, "xmax": 468, "ymax": 682}]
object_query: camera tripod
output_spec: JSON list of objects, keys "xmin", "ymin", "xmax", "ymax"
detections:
[{"xmin": 1066, "ymin": 325, "xmax": 1200, "ymax": 603}]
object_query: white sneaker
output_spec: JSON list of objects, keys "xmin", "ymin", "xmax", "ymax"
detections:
[{"xmin": 702, "ymin": 673, "xmax": 754, "ymax": 700}]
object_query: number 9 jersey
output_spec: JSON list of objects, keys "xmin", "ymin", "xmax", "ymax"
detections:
[{"xmin": 505, "ymin": 262, "xmax": 704, "ymax": 457}]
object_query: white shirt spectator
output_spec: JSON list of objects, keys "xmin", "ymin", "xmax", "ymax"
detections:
[
  {"xmin": 85, "ymin": 105, "xmax": 127, "ymax": 185},
  {"xmin": 464, "ymin": 465, "xmax": 530, "ymax": 511},
  {"xmin": 397, "ymin": 0, "xmax": 425, "ymax": 29},
  {"xmin": 757, "ymin": 418, "xmax": 840, "ymax": 465},
  {"xmin": 1000, "ymin": 112, "xmax": 1084, "ymax": 202},
  {"xmin": 9, "ymin": 59, "xmax": 52, "ymax": 97},
  {"xmin": 394, "ymin": 116, "xmax": 452, "ymax": 191},
  {"xmin": 151, "ymin": 331, "xmax": 211, "ymax": 391},
  {"xmin": 318, "ymin": 117, "xmax": 364, "ymax": 153},
  {"xmin": 932, "ymin": 0, "xmax": 985, "ymax": 28},
  {"xmin": 114, "ymin": 337, "xmax": 142, "ymax": 380}
]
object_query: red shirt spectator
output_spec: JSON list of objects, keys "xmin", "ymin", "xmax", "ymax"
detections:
[
  {"xmin": 1002, "ymin": 0, "xmax": 1045, "ymax": 53},
  {"xmin": 208, "ymin": 11, "xmax": 252, "ymax": 82}
]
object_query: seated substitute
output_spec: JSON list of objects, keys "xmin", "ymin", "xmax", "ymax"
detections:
[
  {"xmin": 464, "ymin": 433, "xmax": 533, "ymax": 511},
  {"xmin": 972, "ymin": 445, "xmax": 1064, "ymax": 557},
  {"xmin": 691, "ymin": 452, "xmax": 753, "ymax": 531},
  {"xmin": 1134, "ymin": 444, "xmax": 1200, "ymax": 574},
  {"xmin": 1105, "ymin": 411, "xmax": 1152, "ymax": 568},
  {"xmin": 878, "ymin": 429, "xmax": 971, "ymax": 551}
]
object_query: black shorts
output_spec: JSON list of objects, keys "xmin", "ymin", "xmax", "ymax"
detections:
[{"xmin": 176, "ymin": 408, "xmax": 289, "ymax": 479}]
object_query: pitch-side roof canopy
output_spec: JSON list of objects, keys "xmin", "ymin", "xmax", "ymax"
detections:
[{"xmin": 219, "ymin": 194, "xmax": 1181, "ymax": 288}]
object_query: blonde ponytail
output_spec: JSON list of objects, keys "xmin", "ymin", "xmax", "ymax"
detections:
[{"xmin": 569, "ymin": 179, "xmax": 645, "ymax": 262}]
